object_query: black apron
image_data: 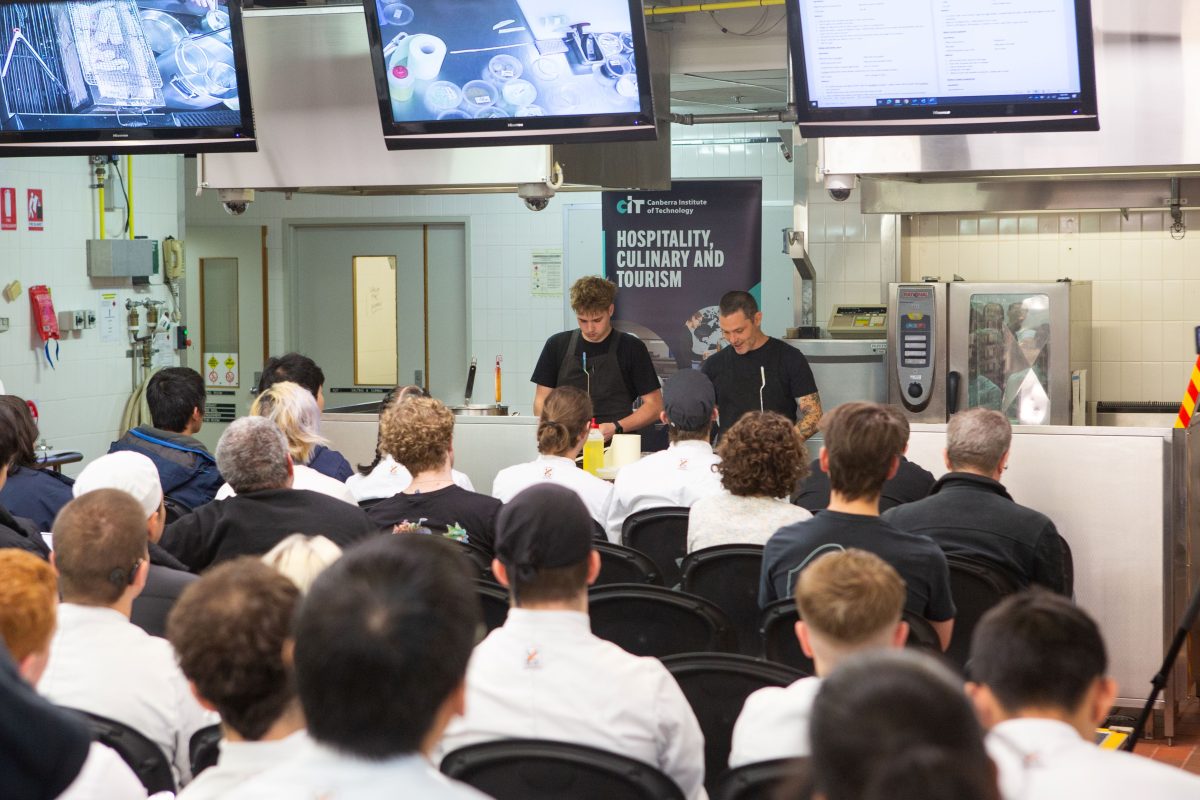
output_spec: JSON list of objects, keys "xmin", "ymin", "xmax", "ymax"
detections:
[{"xmin": 555, "ymin": 329, "xmax": 634, "ymax": 424}]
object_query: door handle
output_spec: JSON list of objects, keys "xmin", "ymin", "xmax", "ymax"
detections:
[{"xmin": 947, "ymin": 370, "xmax": 960, "ymax": 416}]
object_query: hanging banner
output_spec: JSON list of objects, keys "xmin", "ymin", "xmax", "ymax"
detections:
[
  {"xmin": 603, "ymin": 179, "xmax": 762, "ymax": 379},
  {"xmin": 27, "ymin": 189, "xmax": 43, "ymax": 231}
]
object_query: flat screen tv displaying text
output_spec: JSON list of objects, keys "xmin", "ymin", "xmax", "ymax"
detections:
[
  {"xmin": 0, "ymin": 0, "xmax": 255, "ymax": 154},
  {"xmin": 787, "ymin": 0, "xmax": 1099, "ymax": 137},
  {"xmin": 362, "ymin": 0, "xmax": 656, "ymax": 149}
]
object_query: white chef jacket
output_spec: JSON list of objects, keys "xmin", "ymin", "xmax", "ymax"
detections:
[
  {"xmin": 438, "ymin": 609, "xmax": 707, "ymax": 800},
  {"xmin": 687, "ymin": 493, "xmax": 812, "ymax": 552},
  {"xmin": 39, "ymin": 604, "xmax": 218, "ymax": 787},
  {"xmin": 226, "ymin": 746, "xmax": 489, "ymax": 800},
  {"xmin": 216, "ymin": 464, "xmax": 357, "ymax": 505},
  {"xmin": 346, "ymin": 455, "xmax": 475, "ymax": 502},
  {"xmin": 605, "ymin": 441, "xmax": 724, "ymax": 542},
  {"xmin": 177, "ymin": 730, "xmax": 313, "ymax": 800},
  {"xmin": 987, "ymin": 718, "xmax": 1200, "ymax": 800},
  {"xmin": 492, "ymin": 455, "xmax": 613, "ymax": 527},
  {"xmin": 58, "ymin": 742, "xmax": 148, "ymax": 800},
  {"xmin": 727, "ymin": 676, "xmax": 821, "ymax": 769}
]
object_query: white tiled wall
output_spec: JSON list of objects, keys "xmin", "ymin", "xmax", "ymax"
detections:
[
  {"xmin": 805, "ymin": 175, "xmax": 891, "ymax": 326},
  {"xmin": 185, "ymin": 121, "xmax": 801, "ymax": 415},
  {"xmin": 0, "ymin": 155, "xmax": 182, "ymax": 471},
  {"xmin": 903, "ymin": 211, "xmax": 1200, "ymax": 402}
]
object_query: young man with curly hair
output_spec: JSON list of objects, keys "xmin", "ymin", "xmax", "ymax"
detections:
[
  {"xmin": 530, "ymin": 276, "xmax": 663, "ymax": 442},
  {"xmin": 685, "ymin": 411, "xmax": 811, "ymax": 552},
  {"xmin": 364, "ymin": 397, "xmax": 502, "ymax": 552},
  {"xmin": 759, "ymin": 402, "xmax": 955, "ymax": 650}
]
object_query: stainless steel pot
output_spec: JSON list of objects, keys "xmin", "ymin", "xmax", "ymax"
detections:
[{"xmin": 450, "ymin": 404, "xmax": 509, "ymax": 416}]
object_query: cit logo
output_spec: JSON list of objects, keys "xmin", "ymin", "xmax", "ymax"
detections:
[{"xmin": 616, "ymin": 196, "xmax": 645, "ymax": 214}]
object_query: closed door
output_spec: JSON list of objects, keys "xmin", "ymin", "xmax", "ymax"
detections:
[{"xmin": 291, "ymin": 224, "xmax": 467, "ymax": 406}]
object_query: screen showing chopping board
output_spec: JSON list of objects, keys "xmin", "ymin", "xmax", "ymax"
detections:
[
  {"xmin": 0, "ymin": 0, "xmax": 255, "ymax": 153},
  {"xmin": 363, "ymin": 0, "xmax": 656, "ymax": 148}
]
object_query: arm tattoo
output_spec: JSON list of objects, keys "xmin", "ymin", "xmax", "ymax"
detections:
[{"xmin": 795, "ymin": 393, "xmax": 823, "ymax": 441}]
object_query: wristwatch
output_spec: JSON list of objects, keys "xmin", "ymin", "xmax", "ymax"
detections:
[{"xmin": 613, "ymin": 420, "xmax": 624, "ymax": 434}]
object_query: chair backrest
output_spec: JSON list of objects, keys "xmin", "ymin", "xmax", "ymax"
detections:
[
  {"xmin": 357, "ymin": 496, "xmax": 386, "ymax": 511},
  {"xmin": 69, "ymin": 709, "xmax": 176, "ymax": 794},
  {"xmin": 593, "ymin": 541, "xmax": 662, "ymax": 586},
  {"xmin": 454, "ymin": 538, "xmax": 496, "ymax": 581},
  {"xmin": 189, "ymin": 723, "xmax": 222, "ymax": 779},
  {"xmin": 901, "ymin": 610, "xmax": 943, "ymax": 651},
  {"xmin": 620, "ymin": 506, "xmax": 690, "ymax": 588},
  {"xmin": 475, "ymin": 579, "xmax": 511, "ymax": 638},
  {"xmin": 441, "ymin": 738, "xmax": 686, "ymax": 800},
  {"xmin": 710, "ymin": 758, "xmax": 810, "ymax": 800},
  {"xmin": 680, "ymin": 545, "xmax": 765, "ymax": 655},
  {"xmin": 163, "ymin": 495, "xmax": 193, "ymax": 525},
  {"xmin": 589, "ymin": 583, "xmax": 738, "ymax": 658},
  {"xmin": 759, "ymin": 601, "xmax": 936, "ymax": 672},
  {"xmin": 945, "ymin": 553, "xmax": 1021, "ymax": 668},
  {"xmin": 662, "ymin": 653, "xmax": 802, "ymax": 790}
]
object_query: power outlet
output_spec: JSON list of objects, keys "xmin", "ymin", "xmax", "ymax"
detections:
[
  {"xmin": 73, "ymin": 310, "xmax": 86, "ymax": 329},
  {"xmin": 85, "ymin": 310, "xmax": 97, "ymax": 329}
]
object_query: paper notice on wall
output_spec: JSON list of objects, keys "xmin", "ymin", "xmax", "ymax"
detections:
[
  {"xmin": 150, "ymin": 330, "xmax": 179, "ymax": 370},
  {"xmin": 0, "ymin": 188, "xmax": 15, "ymax": 231},
  {"xmin": 204, "ymin": 352, "xmax": 239, "ymax": 388},
  {"xmin": 531, "ymin": 248, "xmax": 563, "ymax": 297},
  {"xmin": 98, "ymin": 294, "xmax": 119, "ymax": 343},
  {"xmin": 27, "ymin": 189, "xmax": 43, "ymax": 231}
]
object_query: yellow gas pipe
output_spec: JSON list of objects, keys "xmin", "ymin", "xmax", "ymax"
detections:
[{"xmin": 645, "ymin": 0, "xmax": 784, "ymax": 16}]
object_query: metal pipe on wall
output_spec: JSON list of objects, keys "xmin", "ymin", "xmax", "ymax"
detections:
[{"xmin": 645, "ymin": 0, "xmax": 784, "ymax": 16}]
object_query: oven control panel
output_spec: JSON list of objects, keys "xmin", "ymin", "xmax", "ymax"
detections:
[{"xmin": 895, "ymin": 286, "xmax": 936, "ymax": 407}]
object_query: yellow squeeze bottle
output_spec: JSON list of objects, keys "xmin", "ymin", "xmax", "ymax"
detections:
[{"xmin": 582, "ymin": 418, "xmax": 605, "ymax": 476}]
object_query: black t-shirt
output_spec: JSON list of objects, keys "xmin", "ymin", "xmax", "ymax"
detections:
[
  {"xmin": 365, "ymin": 484, "xmax": 502, "ymax": 553},
  {"xmin": 531, "ymin": 329, "xmax": 661, "ymax": 401},
  {"xmin": 701, "ymin": 337, "xmax": 818, "ymax": 437},
  {"xmin": 759, "ymin": 510, "xmax": 955, "ymax": 622},
  {"xmin": 793, "ymin": 456, "xmax": 936, "ymax": 513}
]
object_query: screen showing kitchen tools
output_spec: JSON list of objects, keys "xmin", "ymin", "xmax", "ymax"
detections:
[
  {"xmin": 786, "ymin": 0, "xmax": 1098, "ymax": 137},
  {"xmin": 362, "ymin": 0, "xmax": 656, "ymax": 149},
  {"xmin": 0, "ymin": 0, "xmax": 255, "ymax": 154}
]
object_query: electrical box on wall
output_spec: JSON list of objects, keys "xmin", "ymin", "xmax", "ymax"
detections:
[{"xmin": 86, "ymin": 239, "xmax": 158, "ymax": 280}]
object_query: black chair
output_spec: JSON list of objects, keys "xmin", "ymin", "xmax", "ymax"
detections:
[
  {"xmin": 453, "ymin": 538, "xmax": 496, "ymax": 581},
  {"xmin": 189, "ymin": 723, "xmax": 222, "ymax": 779},
  {"xmin": 163, "ymin": 495, "xmax": 193, "ymax": 525},
  {"xmin": 589, "ymin": 584, "xmax": 737, "ymax": 658},
  {"xmin": 357, "ymin": 496, "xmax": 386, "ymax": 511},
  {"xmin": 69, "ymin": 710, "xmax": 175, "ymax": 794},
  {"xmin": 620, "ymin": 506, "xmax": 690, "ymax": 588},
  {"xmin": 441, "ymin": 738, "xmax": 685, "ymax": 800},
  {"xmin": 680, "ymin": 545, "xmax": 765, "ymax": 655},
  {"xmin": 662, "ymin": 653, "xmax": 802, "ymax": 790},
  {"xmin": 902, "ymin": 610, "xmax": 943, "ymax": 652},
  {"xmin": 594, "ymin": 540, "xmax": 662, "ymax": 586},
  {"xmin": 475, "ymin": 579, "xmax": 510, "ymax": 637},
  {"xmin": 710, "ymin": 758, "xmax": 809, "ymax": 800},
  {"xmin": 945, "ymin": 553, "xmax": 1020, "ymax": 668}
]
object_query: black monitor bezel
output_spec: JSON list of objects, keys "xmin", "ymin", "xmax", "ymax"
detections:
[
  {"xmin": 361, "ymin": 0, "xmax": 657, "ymax": 150},
  {"xmin": 785, "ymin": 0, "xmax": 1099, "ymax": 138},
  {"xmin": 0, "ymin": 0, "xmax": 256, "ymax": 155}
]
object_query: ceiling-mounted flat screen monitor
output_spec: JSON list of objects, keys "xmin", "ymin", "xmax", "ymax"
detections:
[
  {"xmin": 0, "ymin": 0, "xmax": 255, "ymax": 154},
  {"xmin": 362, "ymin": 0, "xmax": 656, "ymax": 149},
  {"xmin": 787, "ymin": 0, "xmax": 1099, "ymax": 138}
]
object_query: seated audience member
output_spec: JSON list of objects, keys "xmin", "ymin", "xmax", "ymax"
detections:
[
  {"xmin": 729, "ymin": 549, "xmax": 907, "ymax": 767},
  {"xmin": 439, "ymin": 484, "xmax": 706, "ymax": 800},
  {"xmin": 226, "ymin": 535, "xmax": 488, "ymax": 798},
  {"xmin": 256, "ymin": 353, "xmax": 352, "ymax": 481},
  {"xmin": 216, "ymin": 382, "xmax": 355, "ymax": 505},
  {"xmin": 167, "ymin": 559, "xmax": 309, "ymax": 799},
  {"xmin": 794, "ymin": 405, "xmax": 934, "ymax": 513},
  {"xmin": 760, "ymin": 402, "xmax": 955, "ymax": 650},
  {"xmin": 604, "ymin": 369, "xmax": 723, "ymax": 541},
  {"xmin": 968, "ymin": 592, "xmax": 1200, "ymax": 799},
  {"xmin": 347, "ymin": 385, "xmax": 474, "ymax": 502},
  {"xmin": 160, "ymin": 417, "xmax": 377, "ymax": 572},
  {"xmin": 40, "ymin": 490, "xmax": 216, "ymax": 787},
  {"xmin": 109, "ymin": 367, "xmax": 222, "ymax": 511},
  {"xmin": 0, "ymin": 641, "xmax": 130, "ymax": 800},
  {"xmin": 492, "ymin": 386, "xmax": 613, "ymax": 528},
  {"xmin": 884, "ymin": 408, "xmax": 1068, "ymax": 593},
  {"xmin": 808, "ymin": 650, "xmax": 1000, "ymax": 800},
  {"xmin": 0, "ymin": 550, "xmax": 146, "ymax": 800},
  {"xmin": 73, "ymin": 451, "xmax": 197, "ymax": 637},
  {"xmin": 0, "ymin": 400, "xmax": 50, "ymax": 557},
  {"xmin": 261, "ymin": 533, "xmax": 342, "ymax": 593},
  {"xmin": 0, "ymin": 395, "xmax": 74, "ymax": 533},
  {"xmin": 365, "ymin": 397, "xmax": 501, "ymax": 552},
  {"xmin": 687, "ymin": 411, "xmax": 812, "ymax": 552}
]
